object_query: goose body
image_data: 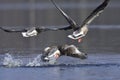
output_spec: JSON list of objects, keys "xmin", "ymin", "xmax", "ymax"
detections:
[{"xmin": 41, "ymin": 44, "xmax": 87, "ymax": 62}]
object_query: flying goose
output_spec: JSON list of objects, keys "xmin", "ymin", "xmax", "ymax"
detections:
[
  {"xmin": 51, "ymin": 0, "xmax": 110, "ymax": 42},
  {"xmin": 41, "ymin": 44, "xmax": 87, "ymax": 62}
]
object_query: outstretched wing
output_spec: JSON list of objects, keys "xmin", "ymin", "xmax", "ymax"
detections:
[
  {"xmin": 79, "ymin": 0, "xmax": 110, "ymax": 29},
  {"xmin": 56, "ymin": 25, "xmax": 73, "ymax": 30},
  {"xmin": 0, "ymin": 27, "xmax": 27, "ymax": 32},
  {"xmin": 50, "ymin": 0, "xmax": 77, "ymax": 30},
  {"xmin": 37, "ymin": 25, "xmax": 72, "ymax": 32}
]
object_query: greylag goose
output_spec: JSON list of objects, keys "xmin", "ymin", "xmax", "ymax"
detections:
[
  {"xmin": 51, "ymin": 0, "xmax": 110, "ymax": 42},
  {"xmin": 41, "ymin": 44, "xmax": 87, "ymax": 62}
]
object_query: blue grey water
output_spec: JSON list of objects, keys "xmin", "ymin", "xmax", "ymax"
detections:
[
  {"xmin": 0, "ymin": 26, "xmax": 120, "ymax": 80},
  {"xmin": 0, "ymin": 53, "xmax": 120, "ymax": 80}
]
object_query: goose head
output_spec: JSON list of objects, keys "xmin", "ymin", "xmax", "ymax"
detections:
[{"xmin": 41, "ymin": 47, "xmax": 60, "ymax": 62}]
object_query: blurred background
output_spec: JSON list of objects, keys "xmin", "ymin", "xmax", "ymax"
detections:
[{"xmin": 0, "ymin": 0, "xmax": 119, "ymax": 54}]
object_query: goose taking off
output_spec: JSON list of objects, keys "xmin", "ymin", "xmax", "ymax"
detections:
[
  {"xmin": 0, "ymin": 26, "xmax": 69, "ymax": 37},
  {"xmin": 41, "ymin": 44, "xmax": 87, "ymax": 63},
  {"xmin": 51, "ymin": 0, "xmax": 110, "ymax": 42}
]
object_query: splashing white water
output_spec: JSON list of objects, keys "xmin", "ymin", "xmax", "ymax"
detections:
[
  {"xmin": 26, "ymin": 54, "xmax": 42, "ymax": 67},
  {"xmin": 26, "ymin": 54, "xmax": 56, "ymax": 67},
  {"xmin": 3, "ymin": 53, "xmax": 23, "ymax": 67},
  {"xmin": 2, "ymin": 53, "xmax": 56, "ymax": 67}
]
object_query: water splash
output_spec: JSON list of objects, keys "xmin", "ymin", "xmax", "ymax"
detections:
[
  {"xmin": 26, "ymin": 54, "xmax": 42, "ymax": 67},
  {"xmin": 1, "ymin": 53, "xmax": 120, "ymax": 68},
  {"xmin": 2, "ymin": 53, "xmax": 56, "ymax": 67},
  {"xmin": 3, "ymin": 53, "xmax": 23, "ymax": 67},
  {"xmin": 26, "ymin": 54, "xmax": 56, "ymax": 67}
]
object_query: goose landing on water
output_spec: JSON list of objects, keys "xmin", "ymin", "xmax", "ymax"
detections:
[
  {"xmin": 41, "ymin": 44, "xmax": 87, "ymax": 62},
  {"xmin": 51, "ymin": 0, "xmax": 110, "ymax": 42}
]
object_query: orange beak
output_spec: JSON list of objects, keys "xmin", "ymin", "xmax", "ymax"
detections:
[
  {"xmin": 54, "ymin": 53, "xmax": 60, "ymax": 59},
  {"xmin": 78, "ymin": 38, "xmax": 82, "ymax": 43}
]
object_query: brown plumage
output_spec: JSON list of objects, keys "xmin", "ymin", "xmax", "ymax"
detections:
[{"xmin": 41, "ymin": 44, "xmax": 87, "ymax": 62}]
